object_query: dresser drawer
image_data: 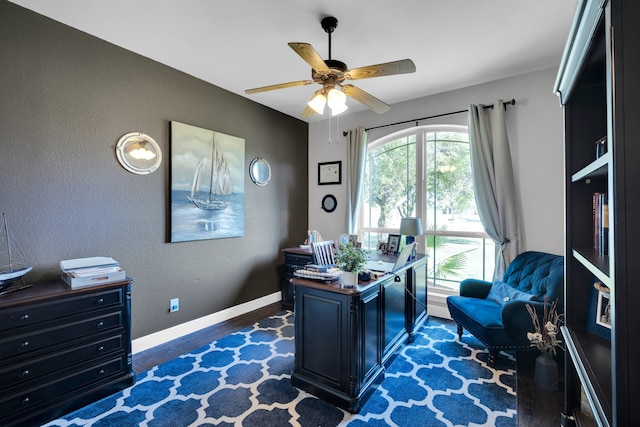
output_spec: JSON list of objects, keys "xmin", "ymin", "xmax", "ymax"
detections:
[
  {"xmin": 0, "ymin": 310, "xmax": 124, "ymax": 360},
  {"xmin": 0, "ymin": 356, "xmax": 127, "ymax": 417},
  {"xmin": 0, "ymin": 333, "xmax": 124, "ymax": 389},
  {"xmin": 0, "ymin": 288, "xmax": 124, "ymax": 332}
]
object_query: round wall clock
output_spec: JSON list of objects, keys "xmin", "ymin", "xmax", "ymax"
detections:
[{"xmin": 321, "ymin": 194, "xmax": 337, "ymax": 213}]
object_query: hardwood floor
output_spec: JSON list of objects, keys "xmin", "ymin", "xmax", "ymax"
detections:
[
  {"xmin": 132, "ymin": 302, "xmax": 283, "ymax": 373},
  {"xmin": 132, "ymin": 304, "xmax": 564, "ymax": 425},
  {"xmin": 516, "ymin": 350, "xmax": 565, "ymax": 426}
]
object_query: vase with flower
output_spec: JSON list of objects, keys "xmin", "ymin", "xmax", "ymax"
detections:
[{"xmin": 526, "ymin": 298, "xmax": 564, "ymax": 391}]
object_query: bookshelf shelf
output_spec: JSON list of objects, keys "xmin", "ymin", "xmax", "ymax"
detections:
[
  {"xmin": 572, "ymin": 249, "xmax": 611, "ymax": 288},
  {"xmin": 571, "ymin": 151, "xmax": 609, "ymax": 183}
]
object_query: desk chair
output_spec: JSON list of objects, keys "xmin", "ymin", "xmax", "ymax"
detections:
[{"xmin": 311, "ymin": 240, "xmax": 336, "ymax": 267}]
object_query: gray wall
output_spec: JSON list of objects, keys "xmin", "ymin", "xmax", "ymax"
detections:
[{"xmin": 0, "ymin": 1, "xmax": 308, "ymax": 338}]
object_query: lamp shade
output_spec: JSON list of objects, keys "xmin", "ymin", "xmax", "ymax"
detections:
[
  {"xmin": 307, "ymin": 91, "xmax": 327, "ymax": 114},
  {"xmin": 400, "ymin": 217, "xmax": 423, "ymax": 236}
]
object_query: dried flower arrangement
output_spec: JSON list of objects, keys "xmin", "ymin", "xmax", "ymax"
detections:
[{"xmin": 526, "ymin": 299, "xmax": 564, "ymax": 356}]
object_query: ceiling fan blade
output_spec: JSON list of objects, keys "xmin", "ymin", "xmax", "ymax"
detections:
[
  {"xmin": 301, "ymin": 105, "xmax": 317, "ymax": 118},
  {"xmin": 245, "ymin": 80, "xmax": 314, "ymax": 94},
  {"xmin": 342, "ymin": 84, "xmax": 390, "ymax": 114},
  {"xmin": 288, "ymin": 43, "xmax": 329, "ymax": 73},
  {"xmin": 345, "ymin": 59, "xmax": 416, "ymax": 80}
]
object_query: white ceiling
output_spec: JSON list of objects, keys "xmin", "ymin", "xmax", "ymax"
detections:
[{"xmin": 10, "ymin": 0, "xmax": 577, "ymax": 123}]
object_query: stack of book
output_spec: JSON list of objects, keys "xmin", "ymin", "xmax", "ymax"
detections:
[
  {"xmin": 593, "ymin": 192, "xmax": 609, "ymax": 255},
  {"xmin": 60, "ymin": 256, "xmax": 126, "ymax": 289},
  {"xmin": 293, "ymin": 264, "xmax": 341, "ymax": 282}
]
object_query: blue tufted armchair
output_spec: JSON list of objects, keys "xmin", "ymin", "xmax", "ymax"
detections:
[{"xmin": 446, "ymin": 251, "xmax": 564, "ymax": 367}]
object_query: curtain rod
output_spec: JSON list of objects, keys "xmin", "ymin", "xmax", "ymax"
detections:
[{"xmin": 342, "ymin": 98, "xmax": 516, "ymax": 136}]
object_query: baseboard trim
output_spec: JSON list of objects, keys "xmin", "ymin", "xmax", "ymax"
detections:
[
  {"xmin": 428, "ymin": 287, "xmax": 456, "ymax": 320},
  {"xmin": 132, "ymin": 291, "xmax": 282, "ymax": 354}
]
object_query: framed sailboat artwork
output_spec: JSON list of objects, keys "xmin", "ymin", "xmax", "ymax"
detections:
[{"xmin": 170, "ymin": 121, "xmax": 245, "ymax": 243}]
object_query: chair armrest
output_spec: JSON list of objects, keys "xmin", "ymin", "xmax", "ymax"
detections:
[
  {"xmin": 502, "ymin": 300, "xmax": 548, "ymax": 346},
  {"xmin": 459, "ymin": 278, "xmax": 492, "ymax": 299}
]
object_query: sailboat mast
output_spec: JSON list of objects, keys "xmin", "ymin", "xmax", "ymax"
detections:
[
  {"xmin": 2, "ymin": 213, "xmax": 13, "ymax": 270},
  {"xmin": 209, "ymin": 138, "xmax": 215, "ymax": 201}
]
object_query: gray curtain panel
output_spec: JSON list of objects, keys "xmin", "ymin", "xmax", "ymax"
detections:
[
  {"xmin": 468, "ymin": 100, "xmax": 521, "ymax": 278},
  {"xmin": 346, "ymin": 127, "xmax": 368, "ymax": 234}
]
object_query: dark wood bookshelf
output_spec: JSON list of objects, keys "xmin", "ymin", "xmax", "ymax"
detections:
[{"xmin": 555, "ymin": 0, "xmax": 640, "ymax": 425}]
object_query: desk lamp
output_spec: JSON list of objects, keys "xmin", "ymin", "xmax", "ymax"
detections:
[{"xmin": 400, "ymin": 217, "xmax": 423, "ymax": 259}]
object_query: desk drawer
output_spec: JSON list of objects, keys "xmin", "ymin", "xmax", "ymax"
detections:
[
  {"xmin": 285, "ymin": 253, "xmax": 314, "ymax": 266},
  {"xmin": 0, "ymin": 288, "xmax": 123, "ymax": 332},
  {"xmin": 0, "ymin": 311, "xmax": 123, "ymax": 359},
  {"xmin": 0, "ymin": 333, "xmax": 124, "ymax": 388},
  {"xmin": 0, "ymin": 356, "xmax": 126, "ymax": 416}
]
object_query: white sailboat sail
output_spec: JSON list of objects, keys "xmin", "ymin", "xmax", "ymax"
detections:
[
  {"xmin": 185, "ymin": 137, "xmax": 233, "ymax": 210},
  {"xmin": 0, "ymin": 213, "xmax": 32, "ymax": 286}
]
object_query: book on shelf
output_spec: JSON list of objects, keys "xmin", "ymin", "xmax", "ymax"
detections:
[
  {"xmin": 592, "ymin": 193, "xmax": 608, "ymax": 255},
  {"xmin": 60, "ymin": 256, "xmax": 126, "ymax": 289}
]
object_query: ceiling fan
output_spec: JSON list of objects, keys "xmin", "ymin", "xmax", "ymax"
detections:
[{"xmin": 245, "ymin": 16, "xmax": 416, "ymax": 117}]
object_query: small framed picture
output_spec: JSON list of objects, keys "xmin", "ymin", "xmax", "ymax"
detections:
[
  {"xmin": 596, "ymin": 291, "xmax": 611, "ymax": 329},
  {"xmin": 318, "ymin": 161, "xmax": 342, "ymax": 185},
  {"xmin": 349, "ymin": 234, "xmax": 358, "ymax": 246},
  {"xmin": 387, "ymin": 234, "xmax": 401, "ymax": 254},
  {"xmin": 587, "ymin": 281, "xmax": 611, "ymax": 340}
]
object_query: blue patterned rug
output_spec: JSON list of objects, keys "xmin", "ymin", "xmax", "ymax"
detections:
[{"xmin": 44, "ymin": 312, "xmax": 516, "ymax": 426}]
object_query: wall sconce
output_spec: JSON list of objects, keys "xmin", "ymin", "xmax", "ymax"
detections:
[
  {"xmin": 116, "ymin": 132, "xmax": 162, "ymax": 174},
  {"xmin": 400, "ymin": 217, "xmax": 423, "ymax": 258}
]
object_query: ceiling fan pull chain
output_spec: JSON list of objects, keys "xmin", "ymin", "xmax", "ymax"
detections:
[{"xmin": 328, "ymin": 115, "xmax": 332, "ymax": 144}]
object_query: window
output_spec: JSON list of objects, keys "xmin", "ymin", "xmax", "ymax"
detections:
[{"xmin": 359, "ymin": 125, "xmax": 495, "ymax": 291}]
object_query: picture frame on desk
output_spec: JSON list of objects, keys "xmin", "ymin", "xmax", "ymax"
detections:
[
  {"xmin": 318, "ymin": 161, "xmax": 342, "ymax": 185},
  {"xmin": 387, "ymin": 234, "xmax": 400, "ymax": 255}
]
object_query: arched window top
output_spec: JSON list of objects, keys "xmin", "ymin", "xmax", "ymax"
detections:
[{"xmin": 368, "ymin": 124, "xmax": 468, "ymax": 150}]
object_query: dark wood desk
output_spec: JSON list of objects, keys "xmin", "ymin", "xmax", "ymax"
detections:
[{"xmin": 290, "ymin": 254, "xmax": 427, "ymax": 413}]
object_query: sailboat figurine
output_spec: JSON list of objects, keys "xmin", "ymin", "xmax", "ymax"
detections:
[
  {"xmin": 0, "ymin": 213, "xmax": 32, "ymax": 288},
  {"xmin": 185, "ymin": 137, "xmax": 233, "ymax": 210}
]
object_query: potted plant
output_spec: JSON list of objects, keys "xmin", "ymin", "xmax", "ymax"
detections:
[{"xmin": 334, "ymin": 243, "xmax": 369, "ymax": 286}]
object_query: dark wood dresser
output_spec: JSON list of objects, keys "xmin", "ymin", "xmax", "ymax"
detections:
[{"xmin": 0, "ymin": 279, "xmax": 134, "ymax": 426}]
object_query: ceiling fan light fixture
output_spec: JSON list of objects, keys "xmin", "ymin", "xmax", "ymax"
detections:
[
  {"xmin": 308, "ymin": 91, "xmax": 327, "ymax": 114},
  {"xmin": 330, "ymin": 102, "xmax": 348, "ymax": 116},
  {"xmin": 327, "ymin": 88, "xmax": 346, "ymax": 109}
]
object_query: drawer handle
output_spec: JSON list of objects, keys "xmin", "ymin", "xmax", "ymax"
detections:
[
  {"xmin": 97, "ymin": 321, "xmax": 105, "ymax": 327},
  {"xmin": 97, "ymin": 298, "xmax": 105, "ymax": 304},
  {"xmin": 21, "ymin": 369, "xmax": 30, "ymax": 377},
  {"xmin": 21, "ymin": 341, "xmax": 29, "ymax": 348},
  {"xmin": 21, "ymin": 314, "xmax": 30, "ymax": 321},
  {"xmin": 98, "ymin": 369, "xmax": 105, "ymax": 375},
  {"xmin": 22, "ymin": 397, "xmax": 30, "ymax": 404},
  {"xmin": 97, "ymin": 346, "xmax": 105, "ymax": 352}
]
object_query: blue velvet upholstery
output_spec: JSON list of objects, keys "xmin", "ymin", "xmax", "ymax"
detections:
[{"xmin": 446, "ymin": 251, "xmax": 564, "ymax": 366}]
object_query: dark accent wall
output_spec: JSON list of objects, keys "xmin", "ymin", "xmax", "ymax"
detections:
[{"xmin": 0, "ymin": 1, "xmax": 308, "ymax": 338}]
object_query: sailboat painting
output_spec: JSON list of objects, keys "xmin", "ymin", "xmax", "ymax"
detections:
[{"xmin": 170, "ymin": 121, "xmax": 245, "ymax": 243}]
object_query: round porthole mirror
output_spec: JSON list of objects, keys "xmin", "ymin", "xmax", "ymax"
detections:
[
  {"xmin": 116, "ymin": 132, "xmax": 162, "ymax": 175},
  {"xmin": 321, "ymin": 194, "xmax": 337, "ymax": 213},
  {"xmin": 249, "ymin": 157, "xmax": 271, "ymax": 186}
]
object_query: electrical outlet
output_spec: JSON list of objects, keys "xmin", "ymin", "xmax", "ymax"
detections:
[{"xmin": 170, "ymin": 298, "xmax": 179, "ymax": 313}]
